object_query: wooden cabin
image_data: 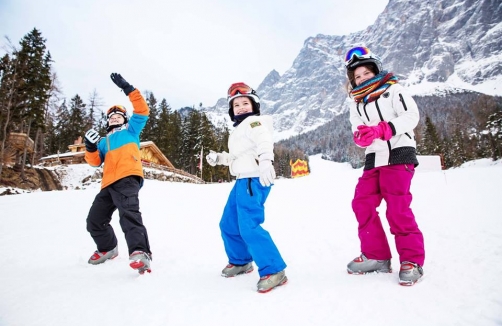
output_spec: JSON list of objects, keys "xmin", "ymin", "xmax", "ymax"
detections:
[
  {"xmin": 39, "ymin": 137, "xmax": 174, "ymax": 169},
  {"xmin": 2, "ymin": 132, "xmax": 35, "ymax": 166}
]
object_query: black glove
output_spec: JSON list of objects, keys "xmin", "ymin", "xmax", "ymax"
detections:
[
  {"xmin": 84, "ymin": 129, "xmax": 99, "ymax": 152},
  {"xmin": 110, "ymin": 73, "xmax": 135, "ymax": 96}
]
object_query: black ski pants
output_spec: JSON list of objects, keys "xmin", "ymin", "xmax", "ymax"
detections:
[{"xmin": 86, "ymin": 176, "xmax": 151, "ymax": 255}]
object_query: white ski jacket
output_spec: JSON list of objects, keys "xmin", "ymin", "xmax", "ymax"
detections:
[
  {"xmin": 349, "ymin": 83, "xmax": 420, "ymax": 169},
  {"xmin": 228, "ymin": 115, "xmax": 274, "ymax": 179}
]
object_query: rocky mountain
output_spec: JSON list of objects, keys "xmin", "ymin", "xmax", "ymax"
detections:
[{"xmin": 204, "ymin": 0, "xmax": 502, "ymax": 141}]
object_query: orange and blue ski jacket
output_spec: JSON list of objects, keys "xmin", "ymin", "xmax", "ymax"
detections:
[{"xmin": 85, "ymin": 89, "xmax": 149, "ymax": 189}]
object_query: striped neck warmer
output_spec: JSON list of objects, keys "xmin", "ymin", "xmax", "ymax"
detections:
[{"xmin": 351, "ymin": 71, "xmax": 398, "ymax": 103}]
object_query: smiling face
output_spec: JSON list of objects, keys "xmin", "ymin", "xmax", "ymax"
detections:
[
  {"xmin": 353, "ymin": 65, "xmax": 376, "ymax": 86},
  {"xmin": 232, "ymin": 96, "xmax": 254, "ymax": 116},
  {"xmin": 108, "ymin": 113, "xmax": 125, "ymax": 126}
]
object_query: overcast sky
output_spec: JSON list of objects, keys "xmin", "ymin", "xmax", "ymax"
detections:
[{"xmin": 1, "ymin": 0, "xmax": 388, "ymax": 111}]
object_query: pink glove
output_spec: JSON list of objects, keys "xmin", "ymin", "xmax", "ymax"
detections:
[{"xmin": 354, "ymin": 122, "xmax": 393, "ymax": 147}]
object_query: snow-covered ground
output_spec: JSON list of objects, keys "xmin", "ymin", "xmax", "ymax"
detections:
[{"xmin": 0, "ymin": 155, "xmax": 501, "ymax": 326}]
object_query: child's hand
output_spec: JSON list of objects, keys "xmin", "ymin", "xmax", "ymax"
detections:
[
  {"xmin": 84, "ymin": 129, "xmax": 100, "ymax": 152},
  {"xmin": 110, "ymin": 73, "xmax": 135, "ymax": 96},
  {"xmin": 206, "ymin": 151, "xmax": 231, "ymax": 166},
  {"xmin": 259, "ymin": 160, "xmax": 276, "ymax": 187},
  {"xmin": 206, "ymin": 151, "xmax": 219, "ymax": 166}
]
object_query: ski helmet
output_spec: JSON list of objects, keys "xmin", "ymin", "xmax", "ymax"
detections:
[
  {"xmin": 227, "ymin": 82, "xmax": 261, "ymax": 122},
  {"xmin": 106, "ymin": 105, "xmax": 128, "ymax": 132},
  {"xmin": 345, "ymin": 46, "xmax": 383, "ymax": 86}
]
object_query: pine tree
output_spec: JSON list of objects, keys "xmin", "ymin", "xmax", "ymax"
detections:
[
  {"xmin": 54, "ymin": 100, "xmax": 71, "ymax": 153},
  {"xmin": 486, "ymin": 110, "xmax": 502, "ymax": 160},
  {"xmin": 0, "ymin": 51, "xmax": 22, "ymax": 177},
  {"xmin": 14, "ymin": 28, "xmax": 52, "ymax": 136},
  {"xmin": 54, "ymin": 95, "xmax": 86, "ymax": 152},
  {"xmin": 168, "ymin": 111, "xmax": 183, "ymax": 168},
  {"xmin": 199, "ymin": 113, "xmax": 218, "ymax": 181},
  {"xmin": 143, "ymin": 91, "xmax": 159, "ymax": 142},
  {"xmin": 183, "ymin": 110, "xmax": 201, "ymax": 174},
  {"xmin": 418, "ymin": 116, "xmax": 443, "ymax": 156},
  {"xmin": 87, "ymin": 89, "xmax": 104, "ymax": 130},
  {"xmin": 156, "ymin": 99, "xmax": 171, "ymax": 156}
]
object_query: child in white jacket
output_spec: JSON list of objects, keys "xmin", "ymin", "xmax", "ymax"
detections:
[
  {"xmin": 206, "ymin": 82, "xmax": 287, "ymax": 293},
  {"xmin": 344, "ymin": 46, "xmax": 425, "ymax": 286}
]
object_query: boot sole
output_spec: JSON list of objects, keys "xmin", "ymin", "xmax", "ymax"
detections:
[
  {"xmin": 399, "ymin": 276, "xmax": 422, "ymax": 286},
  {"xmin": 347, "ymin": 268, "xmax": 392, "ymax": 275},
  {"xmin": 257, "ymin": 276, "xmax": 288, "ymax": 293}
]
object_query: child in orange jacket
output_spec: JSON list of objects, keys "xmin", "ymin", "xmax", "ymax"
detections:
[{"xmin": 84, "ymin": 73, "xmax": 152, "ymax": 274}]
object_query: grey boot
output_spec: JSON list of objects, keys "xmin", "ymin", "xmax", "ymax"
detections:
[
  {"xmin": 398, "ymin": 261, "xmax": 423, "ymax": 286},
  {"xmin": 221, "ymin": 263, "xmax": 253, "ymax": 277},
  {"xmin": 129, "ymin": 251, "xmax": 152, "ymax": 274},
  {"xmin": 88, "ymin": 246, "xmax": 118, "ymax": 265},
  {"xmin": 257, "ymin": 270, "xmax": 288, "ymax": 293},
  {"xmin": 347, "ymin": 254, "xmax": 392, "ymax": 274}
]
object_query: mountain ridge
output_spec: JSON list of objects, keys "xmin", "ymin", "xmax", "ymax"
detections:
[{"xmin": 203, "ymin": 0, "xmax": 501, "ymax": 142}]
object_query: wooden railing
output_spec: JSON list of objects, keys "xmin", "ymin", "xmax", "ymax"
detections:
[{"xmin": 141, "ymin": 161, "xmax": 204, "ymax": 183}]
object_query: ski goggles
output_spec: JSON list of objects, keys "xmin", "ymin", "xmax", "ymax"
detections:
[
  {"xmin": 227, "ymin": 82, "xmax": 255, "ymax": 97},
  {"xmin": 227, "ymin": 82, "xmax": 260, "ymax": 103},
  {"xmin": 344, "ymin": 46, "xmax": 372, "ymax": 67},
  {"xmin": 107, "ymin": 105, "xmax": 127, "ymax": 119}
]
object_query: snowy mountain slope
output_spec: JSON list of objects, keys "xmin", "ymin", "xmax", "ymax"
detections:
[{"xmin": 204, "ymin": 0, "xmax": 502, "ymax": 141}]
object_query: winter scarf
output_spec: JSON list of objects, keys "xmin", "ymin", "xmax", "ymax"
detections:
[
  {"xmin": 107, "ymin": 123, "xmax": 128, "ymax": 133},
  {"xmin": 351, "ymin": 71, "xmax": 398, "ymax": 103},
  {"xmin": 233, "ymin": 112, "xmax": 257, "ymax": 127}
]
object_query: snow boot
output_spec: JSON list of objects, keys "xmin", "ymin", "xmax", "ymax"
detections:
[
  {"xmin": 257, "ymin": 270, "xmax": 288, "ymax": 293},
  {"xmin": 129, "ymin": 251, "xmax": 152, "ymax": 274},
  {"xmin": 221, "ymin": 262, "xmax": 253, "ymax": 277},
  {"xmin": 88, "ymin": 246, "xmax": 118, "ymax": 265},
  {"xmin": 347, "ymin": 253, "xmax": 392, "ymax": 274},
  {"xmin": 399, "ymin": 261, "xmax": 423, "ymax": 286}
]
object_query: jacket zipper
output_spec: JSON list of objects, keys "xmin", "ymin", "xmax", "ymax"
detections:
[{"xmin": 375, "ymin": 100, "xmax": 392, "ymax": 165}]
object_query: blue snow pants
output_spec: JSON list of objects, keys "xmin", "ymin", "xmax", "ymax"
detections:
[{"xmin": 219, "ymin": 177, "xmax": 286, "ymax": 277}]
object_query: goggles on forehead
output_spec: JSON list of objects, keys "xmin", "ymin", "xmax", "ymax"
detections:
[
  {"xmin": 107, "ymin": 105, "xmax": 127, "ymax": 119},
  {"xmin": 227, "ymin": 82, "xmax": 260, "ymax": 103},
  {"xmin": 344, "ymin": 46, "xmax": 373, "ymax": 67}
]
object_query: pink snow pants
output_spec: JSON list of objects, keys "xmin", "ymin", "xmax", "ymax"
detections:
[{"xmin": 352, "ymin": 164, "xmax": 425, "ymax": 266}]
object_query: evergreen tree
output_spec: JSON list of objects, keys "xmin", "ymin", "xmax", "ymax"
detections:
[
  {"xmin": 54, "ymin": 100, "xmax": 71, "ymax": 152},
  {"xmin": 68, "ymin": 94, "xmax": 87, "ymax": 143},
  {"xmin": 183, "ymin": 110, "xmax": 201, "ymax": 174},
  {"xmin": 0, "ymin": 51, "xmax": 22, "ymax": 176},
  {"xmin": 14, "ymin": 28, "xmax": 52, "ymax": 137},
  {"xmin": 486, "ymin": 109, "xmax": 502, "ymax": 160},
  {"xmin": 156, "ymin": 99, "xmax": 171, "ymax": 156},
  {"xmin": 199, "ymin": 113, "xmax": 218, "ymax": 181},
  {"xmin": 143, "ymin": 91, "xmax": 159, "ymax": 142},
  {"xmin": 87, "ymin": 89, "xmax": 104, "ymax": 130},
  {"xmin": 168, "ymin": 110, "xmax": 183, "ymax": 168},
  {"xmin": 418, "ymin": 116, "xmax": 443, "ymax": 156},
  {"xmin": 96, "ymin": 111, "xmax": 108, "ymax": 135}
]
